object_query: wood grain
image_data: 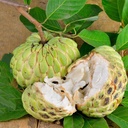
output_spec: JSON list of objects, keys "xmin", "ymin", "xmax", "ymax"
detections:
[{"xmin": 0, "ymin": 116, "xmax": 37, "ymax": 128}]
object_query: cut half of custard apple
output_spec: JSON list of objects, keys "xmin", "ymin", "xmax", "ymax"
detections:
[
  {"xmin": 22, "ymin": 77, "xmax": 76, "ymax": 122},
  {"xmin": 22, "ymin": 45, "xmax": 127, "ymax": 122},
  {"xmin": 10, "ymin": 32, "xmax": 80, "ymax": 87},
  {"xmin": 67, "ymin": 45, "xmax": 127, "ymax": 117}
]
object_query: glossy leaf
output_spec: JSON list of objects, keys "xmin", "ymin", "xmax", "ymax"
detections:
[
  {"xmin": 122, "ymin": 55, "xmax": 128, "ymax": 70},
  {"xmin": 46, "ymin": 0, "xmax": 87, "ymax": 20},
  {"xmin": 126, "ymin": 84, "xmax": 128, "ymax": 91},
  {"xmin": 78, "ymin": 29, "xmax": 111, "ymax": 47},
  {"xmin": 83, "ymin": 117, "xmax": 109, "ymax": 128},
  {"xmin": 116, "ymin": 25, "xmax": 128, "ymax": 51},
  {"xmin": 79, "ymin": 42, "xmax": 94, "ymax": 57},
  {"xmin": 0, "ymin": 61, "xmax": 13, "ymax": 85},
  {"xmin": 63, "ymin": 4, "xmax": 102, "ymax": 33},
  {"xmin": 63, "ymin": 112, "xmax": 84, "ymax": 128},
  {"xmin": 0, "ymin": 61, "xmax": 27, "ymax": 121},
  {"xmin": 107, "ymin": 106, "xmax": 128, "ymax": 128},
  {"xmin": 0, "ymin": 84, "xmax": 27, "ymax": 121},
  {"xmin": 1, "ymin": 53, "xmax": 13, "ymax": 66},
  {"xmin": 20, "ymin": 7, "xmax": 62, "ymax": 32},
  {"xmin": 117, "ymin": 0, "xmax": 125, "ymax": 21},
  {"xmin": 121, "ymin": 90, "xmax": 128, "ymax": 107},
  {"xmin": 122, "ymin": 0, "xmax": 128, "ymax": 25},
  {"xmin": 102, "ymin": 0, "xmax": 121, "ymax": 22},
  {"xmin": 23, "ymin": 0, "xmax": 32, "ymax": 5},
  {"xmin": 106, "ymin": 32, "xmax": 118, "ymax": 46}
]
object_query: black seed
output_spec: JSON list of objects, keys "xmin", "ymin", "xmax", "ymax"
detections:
[
  {"xmin": 62, "ymin": 77, "xmax": 66, "ymax": 80},
  {"xmin": 80, "ymin": 83, "xmax": 89, "ymax": 90},
  {"xmin": 107, "ymin": 87, "xmax": 112, "ymax": 94},
  {"xmin": 114, "ymin": 77, "xmax": 118, "ymax": 84},
  {"xmin": 118, "ymin": 81, "xmax": 122, "ymax": 89},
  {"xmin": 104, "ymin": 97, "xmax": 109, "ymax": 105},
  {"xmin": 61, "ymin": 90, "xmax": 64, "ymax": 92},
  {"xmin": 52, "ymin": 81, "xmax": 59, "ymax": 84},
  {"xmin": 114, "ymin": 93, "xmax": 118, "ymax": 99}
]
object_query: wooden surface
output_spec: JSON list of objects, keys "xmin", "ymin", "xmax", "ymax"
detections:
[
  {"xmin": 0, "ymin": 116, "xmax": 63, "ymax": 128},
  {"xmin": 0, "ymin": 115, "xmax": 120, "ymax": 128}
]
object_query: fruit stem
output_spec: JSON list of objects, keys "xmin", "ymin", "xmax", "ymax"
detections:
[
  {"xmin": 0, "ymin": 0, "xmax": 46, "ymax": 44},
  {"xmin": 16, "ymin": 7, "xmax": 46, "ymax": 43}
]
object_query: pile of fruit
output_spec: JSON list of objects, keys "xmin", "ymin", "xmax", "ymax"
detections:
[{"xmin": 10, "ymin": 32, "xmax": 127, "ymax": 122}]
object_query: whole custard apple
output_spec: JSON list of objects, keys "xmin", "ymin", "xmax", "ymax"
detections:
[
  {"xmin": 22, "ymin": 45, "xmax": 127, "ymax": 122},
  {"xmin": 10, "ymin": 32, "xmax": 80, "ymax": 87}
]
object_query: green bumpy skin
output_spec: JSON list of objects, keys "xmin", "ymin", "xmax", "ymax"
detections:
[
  {"xmin": 76, "ymin": 46, "xmax": 128, "ymax": 117},
  {"xmin": 22, "ymin": 82, "xmax": 76, "ymax": 122},
  {"xmin": 10, "ymin": 32, "xmax": 80, "ymax": 87}
]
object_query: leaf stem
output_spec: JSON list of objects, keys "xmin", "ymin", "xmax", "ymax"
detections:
[{"xmin": 0, "ymin": 0, "xmax": 46, "ymax": 44}]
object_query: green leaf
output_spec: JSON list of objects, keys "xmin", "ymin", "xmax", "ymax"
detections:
[
  {"xmin": 126, "ymin": 84, "xmax": 128, "ymax": 91},
  {"xmin": 1, "ymin": 53, "xmax": 13, "ymax": 66},
  {"xmin": 20, "ymin": 7, "xmax": 62, "ymax": 32},
  {"xmin": 0, "ymin": 61, "xmax": 27, "ymax": 121},
  {"xmin": 122, "ymin": 55, "xmax": 128, "ymax": 70},
  {"xmin": 116, "ymin": 25, "xmax": 128, "ymax": 51},
  {"xmin": 117, "ymin": 0, "xmax": 125, "ymax": 21},
  {"xmin": 46, "ymin": 0, "xmax": 87, "ymax": 20},
  {"xmin": 0, "ymin": 84, "xmax": 27, "ymax": 121},
  {"xmin": 83, "ymin": 117, "xmax": 109, "ymax": 128},
  {"xmin": 63, "ymin": 112, "xmax": 84, "ymax": 128},
  {"xmin": 107, "ymin": 106, "xmax": 128, "ymax": 128},
  {"xmin": 78, "ymin": 29, "xmax": 111, "ymax": 47},
  {"xmin": 63, "ymin": 4, "xmax": 102, "ymax": 33},
  {"xmin": 121, "ymin": 90, "xmax": 128, "ymax": 107},
  {"xmin": 122, "ymin": 0, "xmax": 128, "ymax": 26},
  {"xmin": 102, "ymin": 0, "xmax": 121, "ymax": 22},
  {"xmin": 79, "ymin": 42, "xmax": 94, "ymax": 57},
  {"xmin": 23, "ymin": 0, "xmax": 32, "ymax": 5},
  {"xmin": 106, "ymin": 32, "xmax": 118, "ymax": 46},
  {"xmin": 0, "ymin": 61, "xmax": 13, "ymax": 85}
]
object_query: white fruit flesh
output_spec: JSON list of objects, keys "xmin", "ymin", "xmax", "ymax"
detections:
[
  {"xmin": 67, "ymin": 53, "xmax": 109, "ymax": 103},
  {"xmin": 42, "ymin": 53, "xmax": 109, "ymax": 106},
  {"xmin": 34, "ymin": 81, "xmax": 76, "ymax": 113}
]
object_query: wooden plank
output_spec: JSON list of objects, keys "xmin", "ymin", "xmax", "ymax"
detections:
[
  {"xmin": 38, "ymin": 120, "xmax": 63, "ymax": 128},
  {"xmin": 0, "ymin": 116, "xmax": 37, "ymax": 128}
]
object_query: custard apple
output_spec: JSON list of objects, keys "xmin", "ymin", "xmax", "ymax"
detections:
[
  {"xmin": 22, "ymin": 77, "xmax": 76, "ymax": 122},
  {"xmin": 22, "ymin": 45, "xmax": 127, "ymax": 122},
  {"xmin": 67, "ymin": 45, "xmax": 128, "ymax": 117},
  {"xmin": 10, "ymin": 32, "xmax": 80, "ymax": 87}
]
